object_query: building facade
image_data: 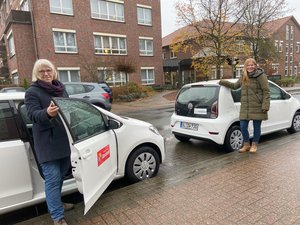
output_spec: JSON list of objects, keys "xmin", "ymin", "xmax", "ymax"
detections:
[
  {"xmin": 0, "ymin": 0, "xmax": 163, "ymax": 87},
  {"xmin": 162, "ymin": 16, "xmax": 300, "ymax": 87}
]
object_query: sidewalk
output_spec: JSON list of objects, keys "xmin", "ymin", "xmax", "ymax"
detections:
[{"xmin": 17, "ymin": 129, "xmax": 300, "ymax": 225}]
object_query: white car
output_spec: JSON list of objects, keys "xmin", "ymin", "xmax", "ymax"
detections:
[
  {"xmin": 0, "ymin": 92, "xmax": 165, "ymax": 215},
  {"xmin": 170, "ymin": 79, "xmax": 300, "ymax": 152}
]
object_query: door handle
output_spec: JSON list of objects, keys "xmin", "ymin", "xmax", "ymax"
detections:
[{"xmin": 82, "ymin": 149, "xmax": 92, "ymax": 159}]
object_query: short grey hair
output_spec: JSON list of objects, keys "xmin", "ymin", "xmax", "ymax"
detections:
[{"xmin": 32, "ymin": 59, "xmax": 58, "ymax": 81}]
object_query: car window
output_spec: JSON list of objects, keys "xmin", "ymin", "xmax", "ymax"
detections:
[
  {"xmin": 177, "ymin": 86, "xmax": 218, "ymax": 104},
  {"xmin": 231, "ymin": 89, "xmax": 241, "ymax": 102},
  {"xmin": 0, "ymin": 101, "xmax": 20, "ymax": 141},
  {"xmin": 269, "ymin": 83, "xmax": 285, "ymax": 100},
  {"xmin": 65, "ymin": 84, "xmax": 85, "ymax": 95},
  {"xmin": 54, "ymin": 99, "xmax": 107, "ymax": 142},
  {"xmin": 84, "ymin": 85, "xmax": 95, "ymax": 93}
]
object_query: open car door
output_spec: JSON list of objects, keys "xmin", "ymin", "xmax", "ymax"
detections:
[{"xmin": 53, "ymin": 98, "xmax": 118, "ymax": 214}]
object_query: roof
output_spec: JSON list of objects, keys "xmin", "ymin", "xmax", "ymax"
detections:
[
  {"xmin": 162, "ymin": 16, "xmax": 299, "ymax": 47},
  {"xmin": 0, "ymin": 92, "xmax": 25, "ymax": 100}
]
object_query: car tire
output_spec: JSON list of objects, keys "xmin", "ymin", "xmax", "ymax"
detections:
[
  {"xmin": 224, "ymin": 125, "xmax": 243, "ymax": 152},
  {"xmin": 174, "ymin": 134, "xmax": 190, "ymax": 142},
  {"xmin": 287, "ymin": 111, "xmax": 300, "ymax": 134},
  {"xmin": 125, "ymin": 146, "xmax": 160, "ymax": 182}
]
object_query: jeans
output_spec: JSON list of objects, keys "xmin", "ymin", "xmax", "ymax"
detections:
[
  {"xmin": 40, "ymin": 157, "xmax": 70, "ymax": 221},
  {"xmin": 240, "ymin": 120, "xmax": 262, "ymax": 143}
]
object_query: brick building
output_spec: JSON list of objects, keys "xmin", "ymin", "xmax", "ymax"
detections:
[
  {"xmin": 162, "ymin": 16, "xmax": 300, "ymax": 87},
  {"xmin": 0, "ymin": 0, "xmax": 163, "ymax": 87}
]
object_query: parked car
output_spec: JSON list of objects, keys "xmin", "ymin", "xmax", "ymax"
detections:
[
  {"xmin": 64, "ymin": 82, "xmax": 111, "ymax": 111},
  {"xmin": 98, "ymin": 81, "xmax": 113, "ymax": 103},
  {"xmin": 0, "ymin": 92, "xmax": 165, "ymax": 215},
  {"xmin": 170, "ymin": 79, "xmax": 300, "ymax": 152},
  {"xmin": 0, "ymin": 87, "xmax": 25, "ymax": 93}
]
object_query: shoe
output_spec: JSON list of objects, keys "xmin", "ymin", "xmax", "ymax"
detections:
[
  {"xmin": 63, "ymin": 203, "xmax": 74, "ymax": 211},
  {"xmin": 54, "ymin": 218, "xmax": 68, "ymax": 225},
  {"xmin": 239, "ymin": 142, "xmax": 250, "ymax": 153},
  {"xmin": 250, "ymin": 143, "xmax": 257, "ymax": 153}
]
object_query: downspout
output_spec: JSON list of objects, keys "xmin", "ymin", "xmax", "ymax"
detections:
[{"xmin": 29, "ymin": 0, "xmax": 38, "ymax": 59}]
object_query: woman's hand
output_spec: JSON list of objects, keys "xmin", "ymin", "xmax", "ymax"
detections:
[{"xmin": 47, "ymin": 101, "xmax": 59, "ymax": 117}]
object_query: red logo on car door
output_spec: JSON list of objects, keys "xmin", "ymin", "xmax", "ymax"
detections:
[{"xmin": 97, "ymin": 145, "xmax": 110, "ymax": 167}]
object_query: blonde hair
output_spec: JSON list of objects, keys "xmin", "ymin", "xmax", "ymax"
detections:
[
  {"xmin": 32, "ymin": 59, "xmax": 58, "ymax": 82},
  {"xmin": 242, "ymin": 58, "xmax": 257, "ymax": 85}
]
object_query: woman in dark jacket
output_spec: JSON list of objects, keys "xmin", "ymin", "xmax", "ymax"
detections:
[
  {"xmin": 219, "ymin": 58, "xmax": 270, "ymax": 153},
  {"xmin": 25, "ymin": 59, "xmax": 72, "ymax": 225}
]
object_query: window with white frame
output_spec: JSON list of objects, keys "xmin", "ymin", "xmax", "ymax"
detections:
[
  {"xmin": 94, "ymin": 33, "xmax": 127, "ymax": 55},
  {"xmin": 290, "ymin": 55, "xmax": 293, "ymax": 65},
  {"xmin": 272, "ymin": 63, "xmax": 279, "ymax": 75},
  {"xmin": 290, "ymin": 44, "xmax": 293, "ymax": 53},
  {"xmin": 170, "ymin": 50, "xmax": 177, "ymax": 59},
  {"xmin": 7, "ymin": 31, "xmax": 15, "ymax": 57},
  {"xmin": 12, "ymin": 71, "xmax": 19, "ymax": 85},
  {"xmin": 50, "ymin": 0, "xmax": 73, "ymax": 15},
  {"xmin": 20, "ymin": 0, "xmax": 29, "ymax": 11},
  {"xmin": 139, "ymin": 37, "xmax": 153, "ymax": 56},
  {"xmin": 286, "ymin": 25, "xmax": 289, "ymax": 40},
  {"xmin": 137, "ymin": 5, "xmax": 152, "ymax": 26},
  {"xmin": 294, "ymin": 66, "xmax": 297, "ymax": 76},
  {"xmin": 274, "ymin": 40, "xmax": 278, "ymax": 52},
  {"xmin": 98, "ymin": 68, "xmax": 127, "ymax": 86},
  {"xmin": 141, "ymin": 67, "xmax": 154, "ymax": 85},
  {"xmin": 286, "ymin": 44, "xmax": 289, "ymax": 53},
  {"xmin": 279, "ymin": 41, "xmax": 283, "ymax": 52},
  {"xmin": 290, "ymin": 25, "xmax": 294, "ymax": 40},
  {"xmin": 91, "ymin": 0, "xmax": 124, "ymax": 22},
  {"xmin": 58, "ymin": 68, "xmax": 80, "ymax": 82},
  {"xmin": 53, "ymin": 29, "xmax": 77, "ymax": 53}
]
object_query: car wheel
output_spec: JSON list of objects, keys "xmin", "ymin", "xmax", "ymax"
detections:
[
  {"xmin": 287, "ymin": 111, "xmax": 300, "ymax": 134},
  {"xmin": 224, "ymin": 125, "xmax": 243, "ymax": 152},
  {"xmin": 174, "ymin": 134, "xmax": 190, "ymax": 142},
  {"xmin": 125, "ymin": 146, "xmax": 160, "ymax": 182}
]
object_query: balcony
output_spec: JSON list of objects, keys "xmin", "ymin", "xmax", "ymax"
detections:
[{"xmin": 4, "ymin": 10, "xmax": 31, "ymax": 33}]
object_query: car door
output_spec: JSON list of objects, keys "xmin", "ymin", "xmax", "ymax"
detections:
[
  {"xmin": 263, "ymin": 83, "xmax": 291, "ymax": 133},
  {"xmin": 0, "ymin": 100, "xmax": 33, "ymax": 210},
  {"xmin": 53, "ymin": 98, "xmax": 117, "ymax": 214}
]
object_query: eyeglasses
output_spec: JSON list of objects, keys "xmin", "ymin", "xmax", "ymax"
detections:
[{"xmin": 39, "ymin": 69, "xmax": 52, "ymax": 74}]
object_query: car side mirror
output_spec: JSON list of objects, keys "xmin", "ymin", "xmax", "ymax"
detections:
[{"xmin": 108, "ymin": 119, "xmax": 122, "ymax": 129}]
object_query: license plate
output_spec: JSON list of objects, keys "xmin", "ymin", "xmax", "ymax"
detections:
[{"xmin": 180, "ymin": 122, "xmax": 199, "ymax": 131}]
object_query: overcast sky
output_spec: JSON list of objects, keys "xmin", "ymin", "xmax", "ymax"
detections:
[{"xmin": 160, "ymin": 0, "xmax": 300, "ymax": 37}]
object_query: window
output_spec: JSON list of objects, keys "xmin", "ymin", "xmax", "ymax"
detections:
[
  {"xmin": 139, "ymin": 37, "xmax": 153, "ymax": 56},
  {"xmin": 7, "ymin": 31, "xmax": 15, "ymax": 57},
  {"xmin": 58, "ymin": 68, "xmax": 80, "ymax": 82},
  {"xmin": 290, "ymin": 44, "xmax": 293, "ymax": 53},
  {"xmin": 98, "ymin": 69, "xmax": 127, "ymax": 86},
  {"xmin": 274, "ymin": 40, "xmax": 278, "ymax": 52},
  {"xmin": 294, "ymin": 66, "xmax": 297, "ymax": 76},
  {"xmin": 91, "ymin": 0, "xmax": 124, "ymax": 22},
  {"xmin": 170, "ymin": 51, "xmax": 177, "ymax": 59},
  {"xmin": 286, "ymin": 25, "xmax": 289, "ymax": 40},
  {"xmin": 12, "ymin": 71, "xmax": 19, "ymax": 85},
  {"xmin": 53, "ymin": 29, "xmax": 77, "ymax": 53},
  {"xmin": 0, "ymin": 101, "xmax": 19, "ymax": 141},
  {"xmin": 50, "ymin": 0, "xmax": 73, "ymax": 15},
  {"xmin": 285, "ymin": 44, "xmax": 289, "ymax": 53},
  {"xmin": 94, "ymin": 33, "xmax": 127, "ymax": 55},
  {"xmin": 279, "ymin": 41, "xmax": 283, "ymax": 52},
  {"xmin": 272, "ymin": 63, "xmax": 279, "ymax": 75},
  {"xmin": 296, "ymin": 42, "xmax": 300, "ymax": 53},
  {"xmin": 290, "ymin": 25, "xmax": 294, "ymax": 40},
  {"xmin": 141, "ymin": 67, "xmax": 154, "ymax": 85},
  {"xmin": 20, "ymin": 0, "xmax": 29, "ymax": 11},
  {"xmin": 137, "ymin": 5, "xmax": 152, "ymax": 26},
  {"xmin": 54, "ymin": 99, "xmax": 107, "ymax": 142}
]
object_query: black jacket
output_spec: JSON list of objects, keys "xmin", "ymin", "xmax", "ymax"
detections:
[{"xmin": 25, "ymin": 82, "xmax": 70, "ymax": 164}]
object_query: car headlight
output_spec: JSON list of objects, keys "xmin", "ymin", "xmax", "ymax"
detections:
[{"xmin": 149, "ymin": 125, "xmax": 160, "ymax": 135}]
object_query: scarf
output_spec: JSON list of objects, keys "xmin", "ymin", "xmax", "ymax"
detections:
[{"xmin": 36, "ymin": 79, "xmax": 65, "ymax": 97}]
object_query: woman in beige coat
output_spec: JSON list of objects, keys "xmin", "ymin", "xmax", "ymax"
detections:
[{"xmin": 219, "ymin": 58, "xmax": 270, "ymax": 153}]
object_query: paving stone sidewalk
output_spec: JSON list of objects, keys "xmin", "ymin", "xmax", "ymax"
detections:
[{"xmin": 17, "ymin": 130, "xmax": 300, "ymax": 225}]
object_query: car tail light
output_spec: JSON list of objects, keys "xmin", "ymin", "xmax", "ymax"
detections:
[
  {"xmin": 210, "ymin": 100, "xmax": 218, "ymax": 118},
  {"xmin": 101, "ymin": 93, "xmax": 110, "ymax": 100}
]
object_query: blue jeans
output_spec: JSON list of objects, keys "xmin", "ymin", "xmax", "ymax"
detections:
[
  {"xmin": 240, "ymin": 120, "xmax": 262, "ymax": 143},
  {"xmin": 40, "ymin": 157, "xmax": 70, "ymax": 221}
]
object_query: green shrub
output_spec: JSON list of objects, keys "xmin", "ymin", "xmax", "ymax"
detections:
[{"xmin": 278, "ymin": 77, "xmax": 295, "ymax": 87}]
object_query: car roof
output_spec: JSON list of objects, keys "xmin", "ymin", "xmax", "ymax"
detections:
[
  {"xmin": 0, "ymin": 92, "xmax": 25, "ymax": 100},
  {"xmin": 64, "ymin": 82, "xmax": 98, "ymax": 85}
]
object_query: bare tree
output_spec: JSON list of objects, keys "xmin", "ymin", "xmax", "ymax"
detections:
[
  {"xmin": 241, "ymin": 0, "xmax": 288, "ymax": 63},
  {"xmin": 112, "ymin": 57, "xmax": 136, "ymax": 85},
  {"xmin": 173, "ymin": 0, "xmax": 249, "ymax": 79},
  {"xmin": 79, "ymin": 55, "xmax": 106, "ymax": 82}
]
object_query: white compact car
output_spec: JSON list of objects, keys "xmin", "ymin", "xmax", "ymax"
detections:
[
  {"xmin": 0, "ymin": 92, "xmax": 165, "ymax": 215},
  {"xmin": 170, "ymin": 79, "xmax": 300, "ymax": 152}
]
